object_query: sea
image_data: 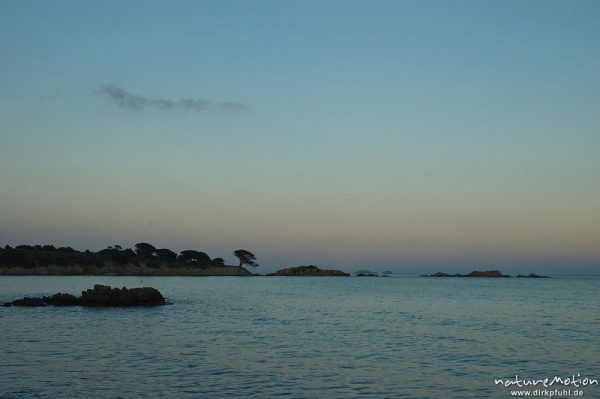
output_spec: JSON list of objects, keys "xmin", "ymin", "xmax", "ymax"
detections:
[{"xmin": 1, "ymin": 275, "xmax": 599, "ymax": 399}]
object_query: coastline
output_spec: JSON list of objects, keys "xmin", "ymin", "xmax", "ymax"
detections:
[{"xmin": 0, "ymin": 264, "xmax": 253, "ymax": 276}]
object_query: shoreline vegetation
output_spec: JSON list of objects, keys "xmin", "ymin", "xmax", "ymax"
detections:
[
  {"xmin": 0, "ymin": 243, "xmax": 348, "ymax": 277},
  {"xmin": 0, "ymin": 243, "xmax": 256, "ymax": 276},
  {"xmin": 0, "ymin": 264, "xmax": 254, "ymax": 276}
]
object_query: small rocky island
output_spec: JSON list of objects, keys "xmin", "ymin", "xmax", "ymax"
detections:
[
  {"xmin": 355, "ymin": 270, "xmax": 379, "ymax": 277},
  {"xmin": 516, "ymin": 273, "xmax": 549, "ymax": 278},
  {"xmin": 423, "ymin": 270, "xmax": 549, "ymax": 278},
  {"xmin": 267, "ymin": 265, "xmax": 349, "ymax": 276},
  {"xmin": 3, "ymin": 284, "xmax": 166, "ymax": 307}
]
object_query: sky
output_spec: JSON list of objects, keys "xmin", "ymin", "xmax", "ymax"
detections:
[{"xmin": 1, "ymin": 0, "xmax": 599, "ymax": 274}]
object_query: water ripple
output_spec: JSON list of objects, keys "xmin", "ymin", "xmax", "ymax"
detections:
[{"xmin": 1, "ymin": 276, "xmax": 599, "ymax": 398}]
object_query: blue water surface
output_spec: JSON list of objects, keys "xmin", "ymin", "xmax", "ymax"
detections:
[{"xmin": 1, "ymin": 276, "xmax": 599, "ymax": 398}]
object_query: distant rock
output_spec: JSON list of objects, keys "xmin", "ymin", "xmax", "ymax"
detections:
[
  {"xmin": 426, "ymin": 272, "xmax": 462, "ymax": 277},
  {"xmin": 382, "ymin": 270, "xmax": 393, "ymax": 275},
  {"xmin": 3, "ymin": 284, "xmax": 166, "ymax": 307},
  {"xmin": 424, "ymin": 270, "xmax": 508, "ymax": 278},
  {"xmin": 424, "ymin": 270, "xmax": 550, "ymax": 278},
  {"xmin": 516, "ymin": 273, "xmax": 549, "ymax": 278},
  {"xmin": 466, "ymin": 270, "xmax": 506, "ymax": 277},
  {"xmin": 267, "ymin": 265, "xmax": 349, "ymax": 276},
  {"xmin": 355, "ymin": 270, "xmax": 378, "ymax": 277}
]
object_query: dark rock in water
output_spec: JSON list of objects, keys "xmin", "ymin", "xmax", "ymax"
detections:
[
  {"xmin": 424, "ymin": 270, "xmax": 507, "ymax": 278},
  {"xmin": 427, "ymin": 272, "xmax": 462, "ymax": 277},
  {"xmin": 516, "ymin": 273, "xmax": 549, "ymax": 278},
  {"xmin": 267, "ymin": 265, "xmax": 349, "ymax": 276},
  {"xmin": 355, "ymin": 270, "xmax": 378, "ymax": 277},
  {"xmin": 382, "ymin": 270, "xmax": 393, "ymax": 275},
  {"xmin": 466, "ymin": 270, "xmax": 505, "ymax": 277},
  {"xmin": 80, "ymin": 285, "xmax": 165, "ymax": 306},
  {"xmin": 51, "ymin": 293, "xmax": 80, "ymax": 306},
  {"xmin": 425, "ymin": 270, "xmax": 549, "ymax": 278},
  {"xmin": 3, "ymin": 284, "xmax": 166, "ymax": 307},
  {"xmin": 4, "ymin": 296, "xmax": 50, "ymax": 307}
]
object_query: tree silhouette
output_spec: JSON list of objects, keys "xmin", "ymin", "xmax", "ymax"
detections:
[
  {"xmin": 211, "ymin": 257, "xmax": 225, "ymax": 266},
  {"xmin": 155, "ymin": 248, "xmax": 177, "ymax": 262},
  {"xmin": 233, "ymin": 249, "xmax": 258, "ymax": 268},
  {"xmin": 134, "ymin": 243, "xmax": 156, "ymax": 258},
  {"xmin": 178, "ymin": 250, "xmax": 211, "ymax": 266}
]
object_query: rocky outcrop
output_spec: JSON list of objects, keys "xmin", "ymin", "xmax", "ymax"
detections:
[
  {"xmin": 79, "ymin": 285, "xmax": 166, "ymax": 306},
  {"xmin": 267, "ymin": 265, "xmax": 349, "ymax": 276},
  {"xmin": 466, "ymin": 270, "xmax": 505, "ymax": 277},
  {"xmin": 425, "ymin": 270, "xmax": 507, "ymax": 277},
  {"xmin": 424, "ymin": 272, "xmax": 460, "ymax": 277},
  {"xmin": 423, "ymin": 270, "xmax": 549, "ymax": 278},
  {"xmin": 516, "ymin": 273, "xmax": 549, "ymax": 278},
  {"xmin": 50, "ymin": 293, "xmax": 80, "ymax": 306},
  {"xmin": 3, "ymin": 284, "xmax": 166, "ymax": 307},
  {"xmin": 355, "ymin": 270, "xmax": 378, "ymax": 277}
]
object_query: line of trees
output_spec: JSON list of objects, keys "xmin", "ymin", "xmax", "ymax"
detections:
[
  {"xmin": 130, "ymin": 242, "xmax": 226, "ymax": 267},
  {"xmin": 0, "ymin": 243, "xmax": 257, "ymax": 269}
]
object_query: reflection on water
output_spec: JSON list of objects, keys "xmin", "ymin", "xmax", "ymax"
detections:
[{"xmin": 1, "ymin": 276, "xmax": 599, "ymax": 398}]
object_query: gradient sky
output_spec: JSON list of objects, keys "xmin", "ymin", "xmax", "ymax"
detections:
[{"xmin": 1, "ymin": 0, "xmax": 599, "ymax": 274}]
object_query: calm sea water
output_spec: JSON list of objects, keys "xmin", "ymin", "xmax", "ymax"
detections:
[{"xmin": 1, "ymin": 276, "xmax": 599, "ymax": 398}]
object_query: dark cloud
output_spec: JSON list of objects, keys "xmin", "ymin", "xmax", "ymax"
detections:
[
  {"xmin": 96, "ymin": 84, "xmax": 245, "ymax": 112},
  {"xmin": 219, "ymin": 101, "xmax": 246, "ymax": 110}
]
